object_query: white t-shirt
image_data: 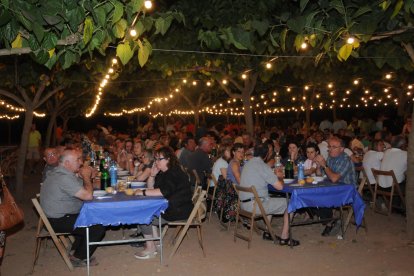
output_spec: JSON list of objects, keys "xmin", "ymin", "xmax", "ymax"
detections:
[
  {"xmin": 318, "ymin": 141, "xmax": 329, "ymax": 160},
  {"xmin": 304, "ymin": 159, "xmax": 317, "ymax": 176},
  {"xmin": 211, "ymin": 157, "xmax": 228, "ymax": 187},
  {"xmin": 362, "ymin": 150, "xmax": 384, "ymax": 184},
  {"xmin": 379, "ymin": 148, "xmax": 407, "ymax": 188}
]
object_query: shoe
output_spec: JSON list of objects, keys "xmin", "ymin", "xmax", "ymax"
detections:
[
  {"xmin": 262, "ymin": 232, "xmax": 281, "ymax": 241},
  {"xmin": 329, "ymin": 219, "xmax": 342, "ymax": 236},
  {"xmin": 279, "ymin": 237, "xmax": 300, "ymax": 247},
  {"xmin": 70, "ymin": 256, "xmax": 98, "ymax": 267},
  {"xmin": 130, "ymin": 231, "xmax": 143, "ymax": 238},
  {"xmin": 321, "ymin": 225, "xmax": 333, "ymax": 236},
  {"xmin": 134, "ymin": 249, "xmax": 158, "ymax": 260},
  {"xmin": 130, "ymin": 241, "xmax": 146, "ymax": 248}
]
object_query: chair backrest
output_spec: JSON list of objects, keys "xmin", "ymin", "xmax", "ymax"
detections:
[
  {"xmin": 206, "ymin": 173, "xmax": 218, "ymax": 195},
  {"xmin": 232, "ymin": 184, "xmax": 264, "ymax": 217},
  {"xmin": 371, "ymin": 168, "xmax": 398, "ymax": 188},
  {"xmin": 191, "ymin": 187, "xmax": 207, "ymax": 221},
  {"xmin": 32, "ymin": 197, "xmax": 58, "ymax": 237},
  {"xmin": 192, "ymin": 169, "xmax": 201, "ymax": 190}
]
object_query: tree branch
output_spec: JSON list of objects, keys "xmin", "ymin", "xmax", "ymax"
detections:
[
  {"xmin": 0, "ymin": 33, "xmax": 82, "ymax": 56},
  {"xmin": 35, "ymin": 85, "xmax": 65, "ymax": 109},
  {"xmin": 402, "ymin": 42, "xmax": 414, "ymax": 63},
  {"xmin": 0, "ymin": 89, "xmax": 25, "ymax": 106},
  {"xmin": 179, "ymin": 93, "xmax": 196, "ymax": 109},
  {"xmin": 16, "ymin": 85, "xmax": 30, "ymax": 103},
  {"xmin": 370, "ymin": 27, "xmax": 412, "ymax": 41}
]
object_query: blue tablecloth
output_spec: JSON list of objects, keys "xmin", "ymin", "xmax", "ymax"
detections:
[
  {"xmin": 268, "ymin": 181, "xmax": 366, "ymax": 226},
  {"xmin": 74, "ymin": 193, "xmax": 169, "ymax": 228}
]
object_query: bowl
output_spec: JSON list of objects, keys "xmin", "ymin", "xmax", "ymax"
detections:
[
  {"xmin": 93, "ymin": 190, "xmax": 107, "ymax": 197},
  {"xmin": 313, "ymin": 176, "xmax": 325, "ymax": 182},
  {"xmin": 284, "ymin": 178, "xmax": 295, "ymax": 184},
  {"xmin": 130, "ymin": 181, "xmax": 146, "ymax": 189}
]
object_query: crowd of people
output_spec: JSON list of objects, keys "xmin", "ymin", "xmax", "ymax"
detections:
[{"xmin": 35, "ymin": 113, "xmax": 410, "ymax": 266}]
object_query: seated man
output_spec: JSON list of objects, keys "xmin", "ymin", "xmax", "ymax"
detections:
[
  {"xmin": 42, "ymin": 147, "xmax": 59, "ymax": 182},
  {"xmin": 239, "ymin": 143, "xmax": 299, "ymax": 246},
  {"xmin": 314, "ymin": 136, "xmax": 356, "ymax": 236},
  {"xmin": 40, "ymin": 149, "xmax": 105, "ymax": 267}
]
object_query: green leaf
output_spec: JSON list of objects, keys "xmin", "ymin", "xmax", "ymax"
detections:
[
  {"xmin": 352, "ymin": 6, "xmax": 372, "ymax": 19},
  {"xmin": 27, "ymin": 35, "xmax": 40, "ymax": 51},
  {"xmin": 112, "ymin": 0, "xmax": 124, "ymax": 23},
  {"xmin": 287, "ymin": 16, "xmax": 306, "ymax": 33},
  {"xmin": 331, "ymin": 0, "xmax": 346, "ymax": 15},
  {"xmin": 138, "ymin": 38, "xmax": 152, "ymax": 67},
  {"xmin": 67, "ymin": 6, "xmax": 85, "ymax": 33},
  {"xmin": 280, "ymin": 28, "xmax": 288, "ymax": 51},
  {"xmin": 231, "ymin": 27, "xmax": 251, "ymax": 50},
  {"xmin": 32, "ymin": 22, "xmax": 45, "ymax": 42},
  {"xmin": 130, "ymin": 0, "xmax": 145, "ymax": 13},
  {"xmin": 116, "ymin": 43, "xmax": 134, "ymax": 65},
  {"xmin": 93, "ymin": 6, "xmax": 107, "ymax": 28},
  {"xmin": 134, "ymin": 21, "xmax": 145, "ymax": 37},
  {"xmin": 42, "ymin": 32, "xmax": 58, "ymax": 50},
  {"xmin": 45, "ymin": 53, "xmax": 58, "ymax": 69},
  {"xmin": 3, "ymin": 19, "xmax": 18, "ymax": 41},
  {"xmin": 0, "ymin": 8, "xmax": 12, "ymax": 26},
  {"xmin": 198, "ymin": 30, "xmax": 221, "ymax": 50},
  {"xmin": 337, "ymin": 44, "xmax": 353, "ymax": 61},
  {"xmin": 391, "ymin": 0, "xmax": 403, "ymax": 18},
  {"xmin": 141, "ymin": 17, "xmax": 153, "ymax": 32},
  {"xmin": 62, "ymin": 51, "xmax": 75, "ymax": 69},
  {"xmin": 294, "ymin": 34, "xmax": 304, "ymax": 51},
  {"xmin": 33, "ymin": 49, "xmax": 49, "ymax": 64},
  {"xmin": 300, "ymin": 0, "xmax": 309, "ymax": 12},
  {"xmin": 269, "ymin": 33, "xmax": 279, "ymax": 47},
  {"xmin": 1, "ymin": 0, "xmax": 9, "ymax": 9},
  {"xmin": 83, "ymin": 17, "xmax": 94, "ymax": 45},
  {"xmin": 112, "ymin": 18, "xmax": 127, "ymax": 38},
  {"xmin": 42, "ymin": 14, "xmax": 62, "ymax": 25},
  {"xmin": 251, "ymin": 20, "xmax": 269, "ymax": 36},
  {"xmin": 155, "ymin": 16, "xmax": 173, "ymax": 35}
]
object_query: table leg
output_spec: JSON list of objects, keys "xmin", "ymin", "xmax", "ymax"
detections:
[
  {"xmin": 86, "ymin": 227, "xmax": 90, "ymax": 276},
  {"xmin": 159, "ymin": 215, "xmax": 163, "ymax": 265},
  {"xmin": 286, "ymin": 193, "xmax": 293, "ymax": 249}
]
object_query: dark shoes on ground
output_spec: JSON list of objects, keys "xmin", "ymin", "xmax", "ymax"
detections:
[
  {"xmin": 321, "ymin": 220, "xmax": 342, "ymax": 237},
  {"xmin": 70, "ymin": 256, "xmax": 98, "ymax": 267},
  {"xmin": 279, "ymin": 237, "xmax": 300, "ymax": 247}
]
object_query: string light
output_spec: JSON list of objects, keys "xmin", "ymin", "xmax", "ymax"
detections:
[{"xmin": 0, "ymin": 114, "xmax": 19, "ymax": 120}]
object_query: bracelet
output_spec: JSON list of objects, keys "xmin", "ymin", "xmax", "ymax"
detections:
[{"xmin": 143, "ymin": 190, "xmax": 146, "ymax": 196}]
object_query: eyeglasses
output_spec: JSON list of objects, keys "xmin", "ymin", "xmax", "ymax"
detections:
[
  {"xmin": 327, "ymin": 145, "xmax": 342, "ymax": 149},
  {"xmin": 154, "ymin": 157, "xmax": 166, "ymax": 161},
  {"xmin": 46, "ymin": 152, "xmax": 57, "ymax": 157}
]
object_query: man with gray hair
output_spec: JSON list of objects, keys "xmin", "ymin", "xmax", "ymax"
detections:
[{"xmin": 40, "ymin": 149, "xmax": 105, "ymax": 267}]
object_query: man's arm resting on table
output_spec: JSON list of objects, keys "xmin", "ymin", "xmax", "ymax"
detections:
[
  {"xmin": 75, "ymin": 178, "xmax": 93, "ymax": 201},
  {"xmin": 323, "ymin": 166, "xmax": 341, "ymax": 183}
]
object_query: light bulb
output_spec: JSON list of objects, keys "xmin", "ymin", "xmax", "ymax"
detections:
[
  {"xmin": 346, "ymin": 37, "xmax": 355, "ymax": 44},
  {"xmin": 130, "ymin": 29, "xmax": 137, "ymax": 37},
  {"xmin": 144, "ymin": 0, "xmax": 152, "ymax": 9}
]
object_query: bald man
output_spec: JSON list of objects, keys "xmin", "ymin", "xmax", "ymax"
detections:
[{"xmin": 40, "ymin": 149, "xmax": 105, "ymax": 267}]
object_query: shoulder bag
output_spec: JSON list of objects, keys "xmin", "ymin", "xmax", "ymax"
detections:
[{"xmin": 0, "ymin": 172, "xmax": 24, "ymax": 230}]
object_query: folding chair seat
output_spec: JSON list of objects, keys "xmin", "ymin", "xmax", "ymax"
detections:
[
  {"xmin": 162, "ymin": 187, "xmax": 207, "ymax": 258},
  {"xmin": 232, "ymin": 184, "xmax": 277, "ymax": 249},
  {"xmin": 31, "ymin": 197, "xmax": 74, "ymax": 272},
  {"xmin": 372, "ymin": 169, "xmax": 405, "ymax": 216}
]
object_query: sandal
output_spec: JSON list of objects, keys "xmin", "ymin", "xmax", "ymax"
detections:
[
  {"xmin": 279, "ymin": 238, "xmax": 300, "ymax": 247},
  {"xmin": 134, "ymin": 249, "xmax": 158, "ymax": 260},
  {"xmin": 262, "ymin": 232, "xmax": 281, "ymax": 241}
]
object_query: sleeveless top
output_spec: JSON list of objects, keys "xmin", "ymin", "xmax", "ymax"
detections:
[{"xmin": 227, "ymin": 160, "xmax": 241, "ymax": 185}]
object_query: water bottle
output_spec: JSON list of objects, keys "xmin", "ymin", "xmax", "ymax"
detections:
[
  {"xmin": 298, "ymin": 161, "xmax": 305, "ymax": 181},
  {"xmin": 275, "ymin": 152, "xmax": 282, "ymax": 168},
  {"xmin": 109, "ymin": 162, "xmax": 118, "ymax": 187}
]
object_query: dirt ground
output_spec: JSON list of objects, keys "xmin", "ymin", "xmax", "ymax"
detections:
[{"xmin": 2, "ymin": 173, "xmax": 414, "ymax": 276}]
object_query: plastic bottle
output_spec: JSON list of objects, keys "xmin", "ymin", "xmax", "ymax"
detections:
[
  {"xmin": 297, "ymin": 161, "xmax": 305, "ymax": 181},
  {"xmin": 109, "ymin": 162, "xmax": 118, "ymax": 187}
]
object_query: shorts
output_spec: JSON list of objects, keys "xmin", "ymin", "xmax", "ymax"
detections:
[
  {"xmin": 27, "ymin": 147, "xmax": 40, "ymax": 160},
  {"xmin": 242, "ymin": 197, "xmax": 287, "ymax": 215}
]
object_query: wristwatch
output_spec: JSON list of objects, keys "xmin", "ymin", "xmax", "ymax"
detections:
[{"xmin": 142, "ymin": 190, "xmax": 147, "ymax": 196}]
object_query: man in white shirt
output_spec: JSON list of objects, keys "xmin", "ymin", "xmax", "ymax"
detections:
[
  {"xmin": 378, "ymin": 136, "xmax": 407, "ymax": 188},
  {"xmin": 314, "ymin": 130, "xmax": 328, "ymax": 160},
  {"xmin": 362, "ymin": 140, "xmax": 387, "ymax": 185}
]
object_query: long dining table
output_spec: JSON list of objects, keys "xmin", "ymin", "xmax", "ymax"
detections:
[
  {"xmin": 268, "ymin": 179, "xmax": 366, "ymax": 245},
  {"xmin": 74, "ymin": 192, "xmax": 168, "ymax": 275}
]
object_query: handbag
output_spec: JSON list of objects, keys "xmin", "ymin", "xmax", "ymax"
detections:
[{"xmin": 0, "ymin": 172, "xmax": 24, "ymax": 230}]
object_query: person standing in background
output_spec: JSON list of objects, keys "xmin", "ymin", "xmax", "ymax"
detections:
[{"xmin": 27, "ymin": 123, "xmax": 42, "ymax": 174}]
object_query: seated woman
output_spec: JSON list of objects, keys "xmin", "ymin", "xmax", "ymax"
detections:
[
  {"xmin": 281, "ymin": 140, "xmax": 306, "ymax": 166},
  {"xmin": 263, "ymin": 139, "xmax": 276, "ymax": 168},
  {"xmin": 304, "ymin": 143, "xmax": 323, "ymax": 176},
  {"xmin": 129, "ymin": 149, "xmax": 154, "ymax": 182},
  {"xmin": 227, "ymin": 143, "xmax": 244, "ymax": 185},
  {"xmin": 134, "ymin": 146, "xmax": 193, "ymax": 259},
  {"xmin": 211, "ymin": 143, "xmax": 232, "ymax": 184}
]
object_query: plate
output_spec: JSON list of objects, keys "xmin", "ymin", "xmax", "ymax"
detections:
[
  {"xmin": 313, "ymin": 176, "xmax": 325, "ymax": 182},
  {"xmin": 130, "ymin": 181, "xmax": 146, "ymax": 188},
  {"xmin": 117, "ymin": 171, "xmax": 129, "ymax": 176},
  {"xmin": 284, "ymin": 178, "xmax": 295, "ymax": 184},
  {"xmin": 93, "ymin": 190, "xmax": 107, "ymax": 197}
]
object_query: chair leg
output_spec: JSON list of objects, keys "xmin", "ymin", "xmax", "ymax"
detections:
[
  {"xmin": 233, "ymin": 211, "xmax": 240, "ymax": 243},
  {"xmin": 248, "ymin": 215, "xmax": 255, "ymax": 249},
  {"xmin": 388, "ymin": 186, "xmax": 395, "ymax": 216},
  {"xmin": 32, "ymin": 237, "xmax": 43, "ymax": 273},
  {"xmin": 196, "ymin": 225, "xmax": 206, "ymax": 257},
  {"xmin": 343, "ymin": 207, "xmax": 354, "ymax": 234},
  {"xmin": 50, "ymin": 234, "xmax": 74, "ymax": 271},
  {"xmin": 169, "ymin": 224, "xmax": 192, "ymax": 259}
]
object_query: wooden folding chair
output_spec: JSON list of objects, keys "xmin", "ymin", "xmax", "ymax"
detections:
[
  {"xmin": 31, "ymin": 197, "xmax": 74, "ymax": 272},
  {"xmin": 343, "ymin": 174, "xmax": 368, "ymax": 234},
  {"xmin": 162, "ymin": 188, "xmax": 207, "ymax": 258},
  {"xmin": 206, "ymin": 174, "xmax": 219, "ymax": 222},
  {"xmin": 232, "ymin": 184, "xmax": 277, "ymax": 249},
  {"xmin": 372, "ymin": 169, "xmax": 405, "ymax": 216}
]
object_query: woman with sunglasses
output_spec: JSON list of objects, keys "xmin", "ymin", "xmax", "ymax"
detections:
[{"xmin": 134, "ymin": 146, "xmax": 193, "ymax": 259}]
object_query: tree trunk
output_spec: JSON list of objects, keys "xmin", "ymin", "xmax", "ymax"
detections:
[
  {"xmin": 194, "ymin": 109, "xmax": 200, "ymax": 128},
  {"xmin": 45, "ymin": 110, "xmax": 58, "ymax": 147},
  {"xmin": 305, "ymin": 106, "xmax": 311, "ymax": 132},
  {"xmin": 15, "ymin": 108, "xmax": 34, "ymax": 199},
  {"xmin": 332, "ymin": 106, "xmax": 337, "ymax": 122},
  {"xmin": 242, "ymin": 96, "xmax": 253, "ymax": 134},
  {"xmin": 406, "ymin": 110, "xmax": 414, "ymax": 241}
]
